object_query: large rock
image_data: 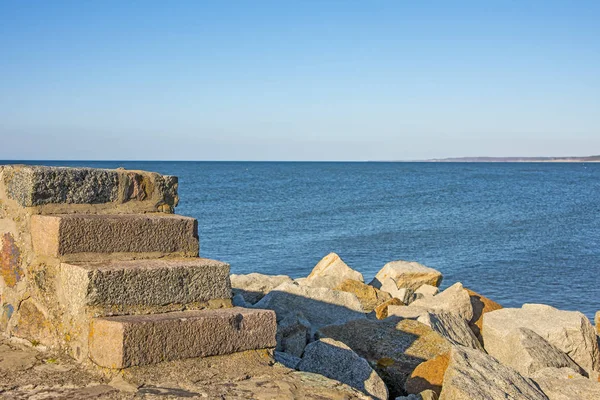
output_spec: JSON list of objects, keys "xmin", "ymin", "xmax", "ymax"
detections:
[
  {"xmin": 532, "ymin": 367, "xmax": 600, "ymax": 400},
  {"xmin": 484, "ymin": 326, "xmax": 585, "ymax": 377},
  {"xmin": 253, "ymin": 282, "xmax": 365, "ymax": 331},
  {"xmin": 415, "ymin": 284, "xmax": 439, "ymax": 297},
  {"xmin": 417, "ymin": 312, "xmax": 483, "ymax": 350},
  {"xmin": 317, "ymin": 318, "xmax": 451, "ymax": 398},
  {"xmin": 370, "ymin": 261, "xmax": 442, "ymax": 291},
  {"xmin": 404, "ymin": 352, "xmax": 449, "ymax": 397},
  {"xmin": 380, "ymin": 277, "xmax": 413, "ymax": 303},
  {"xmin": 465, "ymin": 288, "xmax": 502, "ymax": 340},
  {"xmin": 439, "ymin": 346, "xmax": 549, "ymax": 400},
  {"xmin": 335, "ymin": 279, "xmax": 392, "ymax": 313},
  {"xmin": 483, "ymin": 304, "xmax": 600, "ymax": 375},
  {"xmin": 276, "ymin": 312, "xmax": 311, "ymax": 357},
  {"xmin": 298, "ymin": 338, "xmax": 388, "ymax": 400},
  {"xmin": 409, "ymin": 283, "xmax": 474, "ymax": 322},
  {"xmin": 305, "ymin": 253, "xmax": 364, "ymax": 289},
  {"xmin": 374, "ymin": 298, "xmax": 404, "ymax": 320},
  {"xmin": 230, "ymin": 273, "xmax": 293, "ymax": 304}
]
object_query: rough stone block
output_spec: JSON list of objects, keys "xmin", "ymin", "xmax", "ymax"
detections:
[
  {"xmin": 58, "ymin": 258, "xmax": 231, "ymax": 311},
  {"xmin": 31, "ymin": 214, "xmax": 199, "ymax": 260},
  {"xmin": 88, "ymin": 308, "xmax": 277, "ymax": 368},
  {"xmin": 0, "ymin": 165, "xmax": 178, "ymax": 212}
]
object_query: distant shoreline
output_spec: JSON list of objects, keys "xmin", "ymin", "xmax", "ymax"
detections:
[{"xmin": 425, "ymin": 156, "xmax": 600, "ymax": 163}]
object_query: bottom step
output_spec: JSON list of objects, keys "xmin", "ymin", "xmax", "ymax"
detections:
[{"xmin": 89, "ymin": 307, "xmax": 277, "ymax": 368}]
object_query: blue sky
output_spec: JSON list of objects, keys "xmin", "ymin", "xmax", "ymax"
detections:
[{"xmin": 1, "ymin": 1, "xmax": 598, "ymax": 160}]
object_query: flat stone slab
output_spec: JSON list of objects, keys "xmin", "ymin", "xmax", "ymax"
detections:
[
  {"xmin": 0, "ymin": 165, "xmax": 178, "ymax": 211},
  {"xmin": 31, "ymin": 214, "xmax": 199, "ymax": 260},
  {"xmin": 89, "ymin": 307, "xmax": 277, "ymax": 368},
  {"xmin": 59, "ymin": 258, "xmax": 231, "ymax": 309}
]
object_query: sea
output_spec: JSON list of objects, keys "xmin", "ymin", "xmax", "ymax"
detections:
[{"xmin": 4, "ymin": 161, "xmax": 599, "ymax": 320}]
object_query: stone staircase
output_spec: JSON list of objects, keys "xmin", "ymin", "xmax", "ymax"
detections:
[{"xmin": 0, "ymin": 165, "xmax": 276, "ymax": 368}]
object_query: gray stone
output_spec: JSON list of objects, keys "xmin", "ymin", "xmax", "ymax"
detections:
[
  {"xmin": 276, "ymin": 312, "xmax": 311, "ymax": 357},
  {"xmin": 232, "ymin": 293, "xmax": 248, "ymax": 307},
  {"xmin": 58, "ymin": 258, "xmax": 231, "ymax": 311},
  {"xmin": 483, "ymin": 304, "xmax": 600, "ymax": 376},
  {"xmin": 387, "ymin": 305, "xmax": 430, "ymax": 320},
  {"xmin": 484, "ymin": 326, "xmax": 585, "ymax": 377},
  {"xmin": 30, "ymin": 213, "xmax": 199, "ymax": 260},
  {"xmin": 305, "ymin": 253, "xmax": 364, "ymax": 288},
  {"xmin": 417, "ymin": 312, "xmax": 483, "ymax": 350},
  {"xmin": 253, "ymin": 282, "xmax": 365, "ymax": 331},
  {"xmin": 298, "ymin": 338, "xmax": 389, "ymax": 400},
  {"xmin": 439, "ymin": 346, "xmax": 549, "ymax": 400},
  {"xmin": 532, "ymin": 367, "xmax": 600, "ymax": 400},
  {"xmin": 409, "ymin": 283, "xmax": 474, "ymax": 322},
  {"xmin": 370, "ymin": 260, "xmax": 442, "ymax": 291},
  {"xmin": 230, "ymin": 273, "xmax": 293, "ymax": 304},
  {"xmin": 380, "ymin": 277, "xmax": 413, "ymax": 303},
  {"xmin": 274, "ymin": 351, "xmax": 301, "ymax": 369},
  {"xmin": 89, "ymin": 307, "xmax": 277, "ymax": 368}
]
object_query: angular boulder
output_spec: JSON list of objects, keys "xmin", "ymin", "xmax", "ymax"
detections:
[
  {"xmin": 439, "ymin": 346, "xmax": 549, "ymax": 400},
  {"xmin": 253, "ymin": 282, "xmax": 365, "ymax": 331},
  {"xmin": 230, "ymin": 273, "xmax": 293, "ymax": 304},
  {"xmin": 485, "ymin": 326, "xmax": 585, "ymax": 377},
  {"xmin": 374, "ymin": 298, "xmax": 404, "ymax": 320},
  {"xmin": 335, "ymin": 279, "xmax": 392, "ymax": 313},
  {"xmin": 465, "ymin": 288, "xmax": 502, "ymax": 340},
  {"xmin": 305, "ymin": 253, "xmax": 364, "ymax": 289},
  {"xmin": 483, "ymin": 304, "xmax": 600, "ymax": 375},
  {"xmin": 409, "ymin": 283, "xmax": 474, "ymax": 322},
  {"xmin": 316, "ymin": 318, "xmax": 451, "ymax": 398},
  {"xmin": 370, "ymin": 260, "xmax": 442, "ymax": 291},
  {"xmin": 276, "ymin": 312, "xmax": 311, "ymax": 357},
  {"xmin": 531, "ymin": 367, "xmax": 600, "ymax": 400},
  {"xmin": 415, "ymin": 284, "xmax": 439, "ymax": 297},
  {"xmin": 297, "ymin": 338, "xmax": 388, "ymax": 400},
  {"xmin": 380, "ymin": 277, "xmax": 413, "ymax": 303},
  {"xmin": 417, "ymin": 312, "xmax": 483, "ymax": 350},
  {"xmin": 404, "ymin": 352, "xmax": 449, "ymax": 397}
]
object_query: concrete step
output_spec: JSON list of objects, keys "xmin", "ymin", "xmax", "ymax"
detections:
[
  {"xmin": 31, "ymin": 214, "xmax": 199, "ymax": 261},
  {"xmin": 58, "ymin": 258, "xmax": 231, "ymax": 312},
  {"xmin": 89, "ymin": 308, "xmax": 277, "ymax": 368}
]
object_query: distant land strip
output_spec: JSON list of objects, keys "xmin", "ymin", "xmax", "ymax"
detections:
[{"xmin": 425, "ymin": 155, "xmax": 600, "ymax": 162}]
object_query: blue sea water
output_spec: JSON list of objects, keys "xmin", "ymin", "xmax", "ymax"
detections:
[{"xmin": 4, "ymin": 161, "xmax": 600, "ymax": 320}]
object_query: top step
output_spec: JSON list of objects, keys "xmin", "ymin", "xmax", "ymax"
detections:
[{"xmin": 0, "ymin": 165, "xmax": 178, "ymax": 214}]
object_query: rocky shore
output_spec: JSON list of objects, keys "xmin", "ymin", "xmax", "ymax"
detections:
[{"xmin": 233, "ymin": 253, "xmax": 600, "ymax": 400}]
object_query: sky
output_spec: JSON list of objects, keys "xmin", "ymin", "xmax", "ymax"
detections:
[{"xmin": 1, "ymin": 1, "xmax": 599, "ymax": 161}]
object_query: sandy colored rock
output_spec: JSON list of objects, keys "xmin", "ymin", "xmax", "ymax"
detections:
[
  {"xmin": 306, "ymin": 253, "xmax": 364, "ymax": 288},
  {"xmin": 89, "ymin": 307, "xmax": 277, "ymax": 368},
  {"xmin": 485, "ymin": 326, "xmax": 585, "ymax": 377},
  {"xmin": 380, "ymin": 277, "xmax": 413, "ymax": 303},
  {"xmin": 253, "ymin": 282, "xmax": 365, "ymax": 331},
  {"xmin": 335, "ymin": 279, "xmax": 392, "ymax": 312},
  {"xmin": 483, "ymin": 304, "xmax": 600, "ymax": 375},
  {"xmin": 317, "ymin": 318, "xmax": 451, "ymax": 398},
  {"xmin": 370, "ymin": 260, "xmax": 442, "ymax": 291},
  {"xmin": 415, "ymin": 284, "xmax": 439, "ymax": 297},
  {"xmin": 439, "ymin": 346, "xmax": 549, "ymax": 400},
  {"xmin": 404, "ymin": 352, "xmax": 449, "ymax": 397},
  {"xmin": 375, "ymin": 298, "xmax": 405, "ymax": 320},
  {"xmin": 298, "ymin": 338, "xmax": 388, "ymax": 400},
  {"xmin": 531, "ymin": 367, "xmax": 600, "ymax": 400},
  {"xmin": 231, "ymin": 272, "xmax": 293, "ymax": 304},
  {"xmin": 409, "ymin": 283, "xmax": 474, "ymax": 322},
  {"xmin": 595, "ymin": 311, "xmax": 599, "ymax": 335},
  {"xmin": 31, "ymin": 213, "xmax": 199, "ymax": 261},
  {"xmin": 58, "ymin": 258, "xmax": 231, "ymax": 310},
  {"xmin": 388, "ymin": 305, "xmax": 430, "ymax": 320},
  {"xmin": 417, "ymin": 312, "xmax": 483, "ymax": 350},
  {"xmin": 12, "ymin": 299, "xmax": 55, "ymax": 346},
  {"xmin": 466, "ymin": 287, "xmax": 502, "ymax": 340}
]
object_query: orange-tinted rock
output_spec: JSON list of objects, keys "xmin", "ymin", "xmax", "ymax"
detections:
[
  {"xmin": 374, "ymin": 297, "xmax": 404, "ymax": 320},
  {"xmin": 0, "ymin": 233, "xmax": 22, "ymax": 288},
  {"xmin": 13, "ymin": 300, "xmax": 54, "ymax": 346},
  {"xmin": 466, "ymin": 288, "xmax": 502, "ymax": 340},
  {"xmin": 404, "ymin": 352, "xmax": 449, "ymax": 396},
  {"xmin": 335, "ymin": 279, "xmax": 391, "ymax": 313}
]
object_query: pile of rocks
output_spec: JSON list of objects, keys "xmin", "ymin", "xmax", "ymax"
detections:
[{"xmin": 232, "ymin": 253, "xmax": 600, "ymax": 399}]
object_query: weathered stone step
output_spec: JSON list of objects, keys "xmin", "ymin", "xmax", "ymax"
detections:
[
  {"xmin": 89, "ymin": 308, "xmax": 277, "ymax": 368},
  {"xmin": 31, "ymin": 214, "xmax": 199, "ymax": 261},
  {"xmin": 58, "ymin": 258, "xmax": 231, "ymax": 311}
]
